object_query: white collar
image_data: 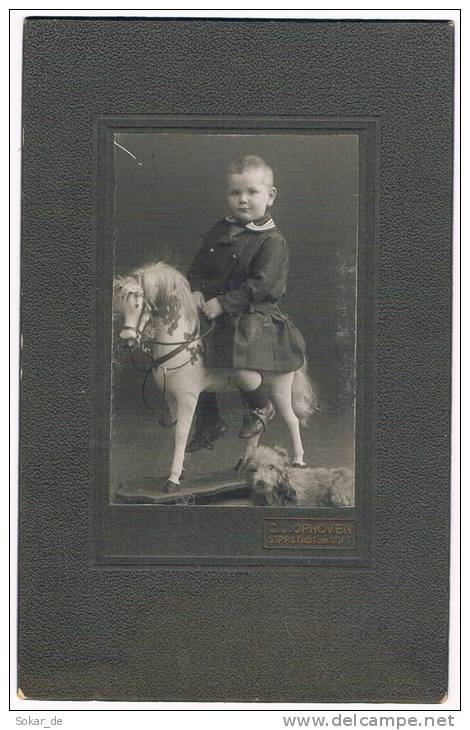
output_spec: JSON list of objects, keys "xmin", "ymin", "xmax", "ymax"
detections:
[{"xmin": 225, "ymin": 215, "xmax": 276, "ymax": 232}]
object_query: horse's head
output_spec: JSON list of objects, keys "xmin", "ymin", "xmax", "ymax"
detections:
[
  {"xmin": 113, "ymin": 275, "xmax": 149, "ymax": 346},
  {"xmin": 113, "ymin": 262, "xmax": 198, "ymax": 345}
]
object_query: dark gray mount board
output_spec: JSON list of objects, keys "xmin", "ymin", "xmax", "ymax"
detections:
[{"xmin": 19, "ymin": 19, "xmax": 453, "ymax": 702}]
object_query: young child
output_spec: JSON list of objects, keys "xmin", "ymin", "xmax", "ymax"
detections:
[{"xmin": 186, "ymin": 155, "xmax": 306, "ymax": 452}]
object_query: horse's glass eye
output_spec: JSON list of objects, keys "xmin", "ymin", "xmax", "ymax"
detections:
[{"xmin": 269, "ymin": 464, "xmax": 275, "ymax": 471}]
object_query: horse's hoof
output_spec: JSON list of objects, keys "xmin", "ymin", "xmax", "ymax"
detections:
[
  {"xmin": 164, "ymin": 479, "xmax": 181, "ymax": 493},
  {"xmin": 293, "ymin": 462, "xmax": 308, "ymax": 469}
]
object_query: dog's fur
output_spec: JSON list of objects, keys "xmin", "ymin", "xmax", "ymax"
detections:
[{"xmin": 243, "ymin": 445, "xmax": 354, "ymax": 507}]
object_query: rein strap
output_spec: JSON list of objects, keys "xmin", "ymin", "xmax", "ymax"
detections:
[
  {"xmin": 151, "ymin": 339, "xmax": 195, "ymax": 368},
  {"xmin": 149, "ymin": 320, "xmax": 214, "ymax": 367}
]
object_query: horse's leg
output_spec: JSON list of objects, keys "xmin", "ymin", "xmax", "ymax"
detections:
[
  {"xmin": 165, "ymin": 391, "xmax": 178, "ymax": 424},
  {"xmin": 152, "ymin": 368, "xmax": 178, "ymax": 425},
  {"xmin": 166, "ymin": 391, "xmax": 198, "ymax": 489},
  {"xmin": 269, "ymin": 373, "xmax": 305, "ymax": 466}
]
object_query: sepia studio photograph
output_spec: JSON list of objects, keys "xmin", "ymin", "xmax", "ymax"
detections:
[{"xmin": 111, "ymin": 132, "xmax": 358, "ymax": 507}]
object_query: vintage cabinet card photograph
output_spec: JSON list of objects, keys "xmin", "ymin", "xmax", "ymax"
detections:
[{"xmin": 17, "ymin": 16, "xmax": 454, "ymax": 705}]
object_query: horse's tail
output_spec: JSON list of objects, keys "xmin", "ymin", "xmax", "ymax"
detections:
[{"xmin": 292, "ymin": 361, "xmax": 318, "ymax": 426}]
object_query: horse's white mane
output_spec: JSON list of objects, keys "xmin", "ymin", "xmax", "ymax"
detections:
[{"xmin": 115, "ymin": 261, "xmax": 198, "ymax": 330}]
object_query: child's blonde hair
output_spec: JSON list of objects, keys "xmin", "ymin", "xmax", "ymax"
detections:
[{"xmin": 226, "ymin": 155, "xmax": 274, "ymax": 187}]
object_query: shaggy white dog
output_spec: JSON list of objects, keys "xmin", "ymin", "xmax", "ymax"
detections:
[{"xmin": 243, "ymin": 445, "xmax": 354, "ymax": 507}]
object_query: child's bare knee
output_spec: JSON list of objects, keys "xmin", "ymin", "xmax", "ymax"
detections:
[{"xmin": 233, "ymin": 370, "xmax": 262, "ymax": 391}]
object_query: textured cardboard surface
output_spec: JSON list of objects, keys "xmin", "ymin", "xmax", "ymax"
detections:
[{"xmin": 19, "ymin": 19, "xmax": 453, "ymax": 702}]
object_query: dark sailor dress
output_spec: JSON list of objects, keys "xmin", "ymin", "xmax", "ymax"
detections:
[{"xmin": 187, "ymin": 214, "xmax": 306, "ymax": 372}]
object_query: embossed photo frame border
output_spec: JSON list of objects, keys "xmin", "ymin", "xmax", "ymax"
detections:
[{"xmin": 91, "ymin": 115, "xmax": 378, "ymax": 568}]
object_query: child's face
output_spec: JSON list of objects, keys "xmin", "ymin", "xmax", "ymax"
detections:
[{"xmin": 226, "ymin": 169, "xmax": 277, "ymax": 224}]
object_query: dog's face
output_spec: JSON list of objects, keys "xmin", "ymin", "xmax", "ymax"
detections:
[{"xmin": 243, "ymin": 446, "xmax": 297, "ymax": 506}]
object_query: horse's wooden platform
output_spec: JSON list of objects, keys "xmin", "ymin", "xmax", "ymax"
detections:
[{"xmin": 115, "ymin": 468, "xmax": 250, "ymax": 505}]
